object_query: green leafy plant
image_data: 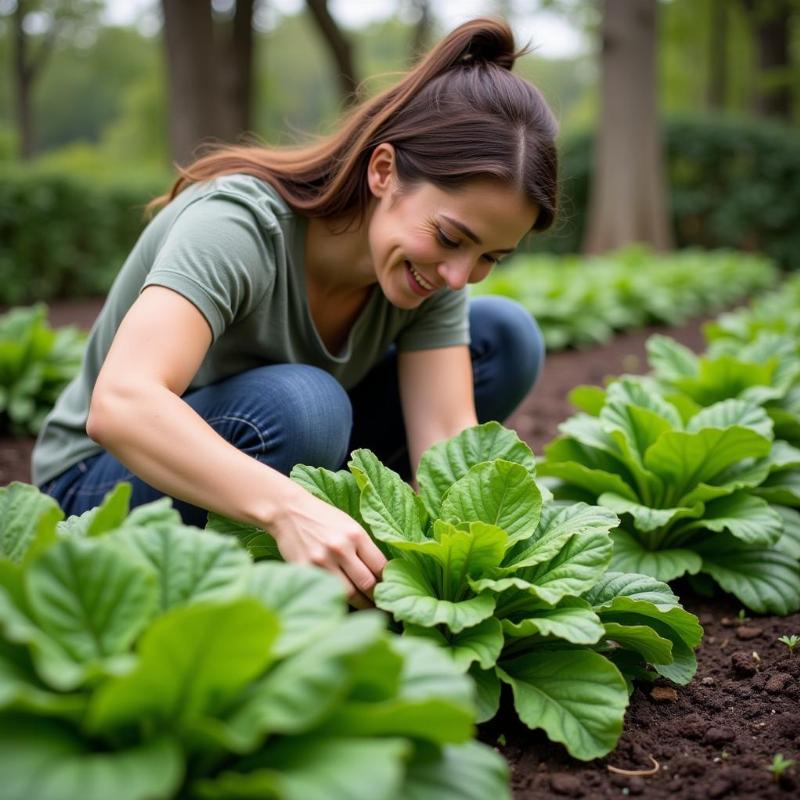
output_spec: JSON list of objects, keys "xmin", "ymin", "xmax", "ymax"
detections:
[
  {"xmin": 0, "ymin": 304, "xmax": 85, "ymax": 435},
  {"xmin": 217, "ymin": 423, "xmax": 702, "ymax": 761},
  {"xmin": 0, "ymin": 481, "xmax": 509, "ymax": 800},
  {"xmin": 768, "ymin": 753, "xmax": 796, "ymax": 781},
  {"xmin": 647, "ymin": 333, "xmax": 800, "ymax": 447},
  {"xmin": 778, "ymin": 634, "xmax": 800, "ymax": 654},
  {"xmin": 539, "ymin": 377, "xmax": 800, "ymax": 615}
]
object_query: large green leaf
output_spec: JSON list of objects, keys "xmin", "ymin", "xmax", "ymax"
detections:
[
  {"xmin": 416, "ymin": 422, "xmax": 536, "ymax": 518},
  {"xmin": 428, "ymin": 520, "xmax": 509, "ymax": 599},
  {"xmin": 604, "ymin": 377, "xmax": 684, "ymax": 428},
  {"xmin": 536, "ymin": 460, "xmax": 637, "ymax": 502},
  {"xmin": 752, "ymin": 468, "xmax": 800, "ymax": 506},
  {"xmin": 0, "ymin": 483, "xmax": 62, "ymax": 564},
  {"xmin": 677, "ymin": 492, "xmax": 783, "ymax": 546},
  {"xmin": 644, "ymin": 426, "xmax": 771, "ymax": 501},
  {"xmin": 686, "ymin": 399, "xmax": 773, "ymax": 439},
  {"xmin": 0, "ymin": 643, "xmax": 86, "ymax": 719},
  {"xmin": 0, "ymin": 717, "xmax": 182, "ymax": 800},
  {"xmin": 598, "ymin": 492, "xmax": 703, "ymax": 533},
  {"xmin": 698, "ymin": 533, "xmax": 800, "ymax": 614},
  {"xmin": 375, "ymin": 560, "xmax": 496, "ymax": 633},
  {"xmin": 112, "ymin": 525, "xmax": 251, "ymax": 611},
  {"xmin": 440, "ymin": 460, "xmax": 542, "ymax": 544},
  {"xmin": 205, "ymin": 514, "xmax": 282, "ymax": 561},
  {"xmin": 595, "ymin": 596, "xmax": 702, "ymax": 683},
  {"xmin": 56, "ymin": 483, "xmax": 131, "ymax": 539},
  {"xmin": 217, "ymin": 612, "xmax": 387, "ymax": 748},
  {"xmin": 774, "ymin": 505, "xmax": 800, "ymax": 559},
  {"xmin": 600, "ymin": 622, "xmax": 673, "ymax": 665},
  {"xmin": 501, "ymin": 599, "xmax": 605, "ymax": 644},
  {"xmin": 88, "ymin": 598, "xmax": 279, "ymax": 733},
  {"xmin": 469, "ymin": 664, "xmax": 501, "ymax": 723},
  {"xmin": 497, "ymin": 648, "xmax": 629, "ymax": 760},
  {"xmin": 349, "ymin": 450, "xmax": 428, "ymax": 545},
  {"xmin": 195, "ymin": 736, "xmax": 409, "ymax": 800},
  {"xmin": 508, "ymin": 530, "xmax": 613, "ymax": 606},
  {"xmin": 583, "ymin": 571, "xmax": 680, "ymax": 610},
  {"xmin": 646, "ymin": 334, "xmax": 699, "ymax": 380},
  {"xmin": 610, "ymin": 529, "xmax": 702, "ymax": 582},
  {"xmin": 402, "ymin": 741, "xmax": 511, "ymax": 800},
  {"xmin": 402, "ymin": 618, "xmax": 504, "ymax": 671},
  {"xmin": 246, "ymin": 561, "xmax": 345, "ymax": 657},
  {"xmin": 290, "ymin": 465, "xmax": 365, "ymax": 526},
  {"xmin": 502, "ymin": 502, "xmax": 619, "ymax": 571},
  {"xmin": 26, "ymin": 538, "xmax": 157, "ymax": 666}
]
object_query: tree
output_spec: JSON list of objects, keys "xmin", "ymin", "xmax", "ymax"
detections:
[
  {"xmin": 305, "ymin": 0, "xmax": 359, "ymax": 105},
  {"xmin": 741, "ymin": 0, "xmax": 796, "ymax": 122},
  {"xmin": 161, "ymin": 0, "xmax": 256, "ymax": 166},
  {"xmin": 4, "ymin": 0, "xmax": 100, "ymax": 160},
  {"xmin": 407, "ymin": 0, "xmax": 432, "ymax": 64},
  {"xmin": 583, "ymin": 0, "xmax": 672, "ymax": 254}
]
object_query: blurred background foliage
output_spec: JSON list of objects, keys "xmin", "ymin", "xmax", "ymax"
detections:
[{"xmin": 0, "ymin": 0, "xmax": 798, "ymax": 304}]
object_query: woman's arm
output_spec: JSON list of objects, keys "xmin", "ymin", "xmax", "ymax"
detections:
[
  {"xmin": 397, "ymin": 345, "xmax": 479, "ymax": 477},
  {"xmin": 87, "ymin": 286, "xmax": 385, "ymax": 607}
]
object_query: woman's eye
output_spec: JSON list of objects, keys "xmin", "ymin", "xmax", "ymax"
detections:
[
  {"xmin": 482, "ymin": 254, "xmax": 500, "ymax": 265},
  {"xmin": 436, "ymin": 228, "xmax": 460, "ymax": 248}
]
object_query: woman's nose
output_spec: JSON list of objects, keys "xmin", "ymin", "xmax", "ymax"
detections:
[{"xmin": 437, "ymin": 258, "xmax": 474, "ymax": 290}]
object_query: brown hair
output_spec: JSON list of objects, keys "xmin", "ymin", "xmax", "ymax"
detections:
[{"xmin": 148, "ymin": 17, "xmax": 558, "ymax": 231}]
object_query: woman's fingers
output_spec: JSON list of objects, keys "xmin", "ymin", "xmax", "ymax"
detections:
[
  {"xmin": 340, "ymin": 548, "xmax": 383, "ymax": 600},
  {"xmin": 356, "ymin": 535, "xmax": 388, "ymax": 579},
  {"xmin": 331, "ymin": 565, "xmax": 373, "ymax": 609}
]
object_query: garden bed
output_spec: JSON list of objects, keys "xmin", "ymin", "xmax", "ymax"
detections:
[{"xmin": 0, "ymin": 298, "xmax": 797, "ymax": 799}]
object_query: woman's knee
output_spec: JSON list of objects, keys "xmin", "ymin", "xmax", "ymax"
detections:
[
  {"xmin": 199, "ymin": 364, "xmax": 353, "ymax": 473},
  {"xmin": 470, "ymin": 295, "xmax": 545, "ymax": 393}
]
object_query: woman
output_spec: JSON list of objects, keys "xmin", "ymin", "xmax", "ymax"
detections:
[{"xmin": 32, "ymin": 18, "xmax": 557, "ymax": 608}]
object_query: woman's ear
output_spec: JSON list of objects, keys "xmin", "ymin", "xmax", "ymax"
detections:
[{"xmin": 367, "ymin": 143, "xmax": 397, "ymax": 198}]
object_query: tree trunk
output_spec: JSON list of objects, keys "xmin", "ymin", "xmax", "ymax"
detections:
[
  {"xmin": 12, "ymin": 5, "xmax": 34, "ymax": 160},
  {"xmin": 305, "ymin": 0, "xmax": 359, "ymax": 105},
  {"xmin": 707, "ymin": 0, "xmax": 728, "ymax": 110},
  {"xmin": 583, "ymin": 0, "xmax": 672, "ymax": 254},
  {"xmin": 217, "ymin": 0, "xmax": 255, "ymax": 141},
  {"xmin": 746, "ymin": 0, "xmax": 793, "ymax": 121},
  {"xmin": 162, "ymin": 0, "xmax": 222, "ymax": 165},
  {"xmin": 408, "ymin": 0, "xmax": 432, "ymax": 65}
]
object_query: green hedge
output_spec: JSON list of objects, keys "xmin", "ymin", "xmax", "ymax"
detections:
[
  {"xmin": 0, "ymin": 168, "xmax": 165, "ymax": 305},
  {"xmin": 535, "ymin": 115, "xmax": 800, "ymax": 268}
]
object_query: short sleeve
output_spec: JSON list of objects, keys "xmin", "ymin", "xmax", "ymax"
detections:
[
  {"xmin": 142, "ymin": 194, "xmax": 275, "ymax": 341},
  {"xmin": 395, "ymin": 288, "xmax": 470, "ymax": 351}
]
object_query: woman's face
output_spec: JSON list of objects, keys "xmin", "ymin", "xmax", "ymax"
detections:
[{"xmin": 366, "ymin": 145, "xmax": 538, "ymax": 309}]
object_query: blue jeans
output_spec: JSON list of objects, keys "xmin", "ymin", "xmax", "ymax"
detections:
[{"xmin": 43, "ymin": 297, "xmax": 544, "ymax": 526}]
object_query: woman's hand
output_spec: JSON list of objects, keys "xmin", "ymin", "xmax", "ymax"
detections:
[{"xmin": 270, "ymin": 491, "xmax": 387, "ymax": 609}]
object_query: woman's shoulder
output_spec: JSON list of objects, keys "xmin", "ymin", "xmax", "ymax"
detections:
[{"xmin": 196, "ymin": 173, "xmax": 295, "ymax": 225}]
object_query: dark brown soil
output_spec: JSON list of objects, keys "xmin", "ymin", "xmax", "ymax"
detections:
[{"xmin": 2, "ymin": 298, "xmax": 799, "ymax": 799}]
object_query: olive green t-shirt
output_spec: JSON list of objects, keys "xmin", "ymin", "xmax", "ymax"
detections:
[{"xmin": 32, "ymin": 174, "xmax": 469, "ymax": 486}]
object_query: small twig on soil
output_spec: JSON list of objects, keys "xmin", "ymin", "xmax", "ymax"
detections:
[{"xmin": 607, "ymin": 755, "xmax": 660, "ymax": 777}]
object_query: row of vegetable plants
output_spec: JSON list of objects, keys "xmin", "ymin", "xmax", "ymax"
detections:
[
  {"xmin": 538, "ymin": 275, "xmax": 800, "ymax": 616},
  {"xmin": 471, "ymin": 247, "xmax": 778, "ymax": 350}
]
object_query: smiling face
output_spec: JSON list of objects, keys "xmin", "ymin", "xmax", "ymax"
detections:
[{"xmin": 365, "ymin": 144, "xmax": 539, "ymax": 309}]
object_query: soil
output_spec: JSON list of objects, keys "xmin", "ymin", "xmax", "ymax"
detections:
[{"xmin": 2, "ymin": 297, "xmax": 799, "ymax": 799}]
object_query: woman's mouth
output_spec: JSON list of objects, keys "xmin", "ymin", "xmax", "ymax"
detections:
[{"xmin": 405, "ymin": 260, "xmax": 436, "ymax": 296}]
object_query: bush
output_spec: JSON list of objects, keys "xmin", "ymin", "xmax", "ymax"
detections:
[
  {"xmin": 0, "ymin": 166, "xmax": 165, "ymax": 305},
  {"xmin": 535, "ymin": 115, "xmax": 800, "ymax": 268}
]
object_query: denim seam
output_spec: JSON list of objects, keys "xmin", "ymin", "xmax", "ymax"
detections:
[{"xmin": 206, "ymin": 414, "xmax": 268, "ymax": 453}]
